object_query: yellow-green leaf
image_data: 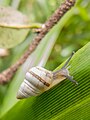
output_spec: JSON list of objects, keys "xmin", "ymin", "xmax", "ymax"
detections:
[{"xmin": 0, "ymin": 6, "xmax": 41, "ymax": 48}]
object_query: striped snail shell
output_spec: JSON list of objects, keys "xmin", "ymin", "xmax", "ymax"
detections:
[
  {"xmin": 17, "ymin": 66, "xmax": 53, "ymax": 99},
  {"xmin": 17, "ymin": 52, "xmax": 78, "ymax": 99}
]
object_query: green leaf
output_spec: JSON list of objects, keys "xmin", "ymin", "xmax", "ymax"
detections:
[
  {"xmin": 0, "ymin": 6, "xmax": 29, "ymax": 27},
  {"xmin": 0, "ymin": 27, "xmax": 29, "ymax": 48},
  {"xmin": 0, "ymin": 6, "xmax": 42, "ymax": 48},
  {"xmin": 1, "ymin": 41, "xmax": 90, "ymax": 120}
]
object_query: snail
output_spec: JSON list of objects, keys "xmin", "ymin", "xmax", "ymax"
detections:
[{"xmin": 17, "ymin": 52, "xmax": 78, "ymax": 99}]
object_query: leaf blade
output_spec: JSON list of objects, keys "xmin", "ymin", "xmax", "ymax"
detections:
[
  {"xmin": 1, "ymin": 41, "xmax": 90, "ymax": 120},
  {"xmin": 0, "ymin": 6, "xmax": 42, "ymax": 48}
]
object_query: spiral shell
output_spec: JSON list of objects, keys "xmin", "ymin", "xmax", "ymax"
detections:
[{"xmin": 17, "ymin": 66, "xmax": 53, "ymax": 99}]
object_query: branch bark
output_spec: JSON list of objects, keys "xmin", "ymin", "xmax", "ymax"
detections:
[{"xmin": 0, "ymin": 0, "xmax": 76, "ymax": 85}]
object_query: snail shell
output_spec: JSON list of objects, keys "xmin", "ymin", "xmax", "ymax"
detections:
[{"xmin": 17, "ymin": 66, "xmax": 53, "ymax": 99}]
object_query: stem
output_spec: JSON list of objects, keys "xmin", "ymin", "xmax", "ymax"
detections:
[
  {"xmin": 0, "ymin": 0, "xmax": 76, "ymax": 85},
  {"xmin": 0, "ymin": 23, "xmax": 43, "ymax": 29}
]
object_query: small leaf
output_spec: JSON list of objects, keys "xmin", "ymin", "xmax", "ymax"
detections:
[
  {"xmin": 0, "ymin": 27, "xmax": 30, "ymax": 48},
  {"xmin": 0, "ymin": 6, "xmax": 41, "ymax": 48},
  {"xmin": 0, "ymin": 6, "xmax": 29, "ymax": 28}
]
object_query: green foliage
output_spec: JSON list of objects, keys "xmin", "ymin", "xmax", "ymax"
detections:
[
  {"xmin": 0, "ymin": 0, "xmax": 90, "ymax": 120},
  {"xmin": 1, "ymin": 41, "xmax": 90, "ymax": 120},
  {"xmin": 0, "ymin": 6, "xmax": 42, "ymax": 48}
]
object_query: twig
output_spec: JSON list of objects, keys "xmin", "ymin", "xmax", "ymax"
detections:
[{"xmin": 0, "ymin": 0, "xmax": 76, "ymax": 85}]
